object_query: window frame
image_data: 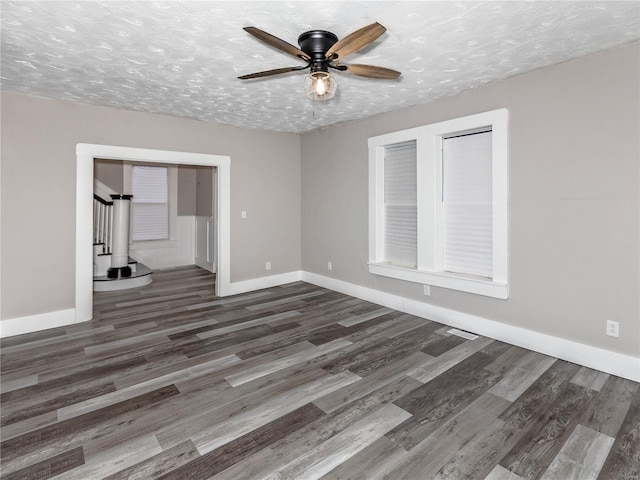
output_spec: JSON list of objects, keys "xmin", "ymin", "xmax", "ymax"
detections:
[
  {"xmin": 124, "ymin": 163, "xmax": 179, "ymax": 247},
  {"xmin": 368, "ymin": 108, "xmax": 509, "ymax": 299}
]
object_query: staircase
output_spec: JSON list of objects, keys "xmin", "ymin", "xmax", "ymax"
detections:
[{"xmin": 93, "ymin": 180, "xmax": 152, "ymax": 292}]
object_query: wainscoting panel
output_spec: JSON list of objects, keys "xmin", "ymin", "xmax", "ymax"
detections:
[
  {"xmin": 130, "ymin": 216, "xmax": 196, "ymax": 269},
  {"xmin": 195, "ymin": 216, "xmax": 215, "ymax": 273}
]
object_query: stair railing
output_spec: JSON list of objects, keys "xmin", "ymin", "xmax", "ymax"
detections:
[{"xmin": 93, "ymin": 194, "xmax": 113, "ymax": 254}]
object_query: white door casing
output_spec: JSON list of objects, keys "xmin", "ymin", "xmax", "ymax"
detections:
[{"xmin": 76, "ymin": 143, "xmax": 230, "ymax": 323}]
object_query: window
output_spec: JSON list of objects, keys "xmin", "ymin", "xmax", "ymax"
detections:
[
  {"xmin": 131, "ymin": 165, "xmax": 169, "ymax": 241},
  {"xmin": 368, "ymin": 109, "xmax": 508, "ymax": 299},
  {"xmin": 442, "ymin": 130, "xmax": 493, "ymax": 277},
  {"xmin": 384, "ymin": 141, "xmax": 417, "ymax": 267}
]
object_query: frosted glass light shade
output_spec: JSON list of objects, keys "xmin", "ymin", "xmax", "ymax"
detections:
[{"xmin": 304, "ymin": 71, "xmax": 337, "ymax": 100}]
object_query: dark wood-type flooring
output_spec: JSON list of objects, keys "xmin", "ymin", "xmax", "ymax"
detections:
[{"xmin": 1, "ymin": 265, "xmax": 639, "ymax": 479}]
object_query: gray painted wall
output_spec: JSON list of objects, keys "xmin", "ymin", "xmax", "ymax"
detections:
[
  {"xmin": 1, "ymin": 93, "xmax": 301, "ymax": 320},
  {"xmin": 95, "ymin": 161, "xmax": 201, "ymax": 216},
  {"xmin": 94, "ymin": 159, "xmax": 124, "ymax": 192},
  {"xmin": 177, "ymin": 165, "xmax": 197, "ymax": 216},
  {"xmin": 301, "ymin": 42, "xmax": 639, "ymax": 357},
  {"xmin": 196, "ymin": 166, "xmax": 214, "ymax": 218}
]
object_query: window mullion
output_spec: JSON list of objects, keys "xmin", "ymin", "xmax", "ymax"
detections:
[{"xmin": 417, "ymin": 133, "xmax": 437, "ymax": 271}]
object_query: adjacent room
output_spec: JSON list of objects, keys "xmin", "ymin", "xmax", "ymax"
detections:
[{"xmin": 1, "ymin": 1, "xmax": 638, "ymax": 479}]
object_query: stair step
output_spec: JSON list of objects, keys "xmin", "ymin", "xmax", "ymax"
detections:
[{"xmin": 93, "ymin": 263, "xmax": 152, "ymax": 292}]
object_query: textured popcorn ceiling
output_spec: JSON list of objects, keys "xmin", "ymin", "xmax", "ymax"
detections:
[{"xmin": 1, "ymin": 1, "xmax": 638, "ymax": 133}]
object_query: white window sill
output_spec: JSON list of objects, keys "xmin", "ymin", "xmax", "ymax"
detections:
[{"xmin": 368, "ymin": 262, "xmax": 508, "ymax": 299}]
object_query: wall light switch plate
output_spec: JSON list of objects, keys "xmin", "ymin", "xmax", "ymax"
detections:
[
  {"xmin": 266, "ymin": 261, "xmax": 271, "ymax": 271},
  {"xmin": 241, "ymin": 211, "xmax": 247, "ymax": 219},
  {"xmin": 327, "ymin": 262, "xmax": 333, "ymax": 271},
  {"xmin": 423, "ymin": 285, "xmax": 431, "ymax": 296}
]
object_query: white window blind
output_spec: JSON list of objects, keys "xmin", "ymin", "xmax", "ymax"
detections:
[
  {"xmin": 384, "ymin": 141, "xmax": 417, "ymax": 267},
  {"xmin": 442, "ymin": 130, "xmax": 493, "ymax": 277},
  {"xmin": 132, "ymin": 166, "xmax": 168, "ymax": 241}
]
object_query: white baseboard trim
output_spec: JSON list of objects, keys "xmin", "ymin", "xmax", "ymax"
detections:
[
  {"xmin": 4, "ymin": 272, "xmax": 637, "ymax": 382},
  {"xmin": 0, "ymin": 308, "xmax": 77, "ymax": 338},
  {"xmin": 301, "ymin": 272, "xmax": 640, "ymax": 382},
  {"xmin": 227, "ymin": 271, "xmax": 303, "ymax": 296}
]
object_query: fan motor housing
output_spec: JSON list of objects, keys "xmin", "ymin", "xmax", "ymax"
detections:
[{"xmin": 298, "ymin": 30, "xmax": 338, "ymax": 60}]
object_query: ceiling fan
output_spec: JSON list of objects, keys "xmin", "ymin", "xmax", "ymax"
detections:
[{"xmin": 238, "ymin": 22, "xmax": 401, "ymax": 100}]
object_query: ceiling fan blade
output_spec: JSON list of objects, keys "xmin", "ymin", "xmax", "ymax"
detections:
[
  {"xmin": 345, "ymin": 64, "xmax": 401, "ymax": 79},
  {"xmin": 325, "ymin": 22, "xmax": 386, "ymax": 61},
  {"xmin": 238, "ymin": 66, "xmax": 308, "ymax": 80},
  {"xmin": 243, "ymin": 27, "xmax": 310, "ymax": 61}
]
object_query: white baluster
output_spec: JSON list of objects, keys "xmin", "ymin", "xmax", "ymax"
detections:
[
  {"xmin": 107, "ymin": 204, "xmax": 113, "ymax": 254},
  {"xmin": 93, "ymin": 199, "xmax": 99, "ymax": 244}
]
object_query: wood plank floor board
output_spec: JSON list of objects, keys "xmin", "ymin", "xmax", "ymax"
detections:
[
  {"xmin": 1, "ymin": 356, "xmax": 148, "ymax": 408},
  {"xmin": 498, "ymin": 359, "xmax": 582, "ymax": 429},
  {"xmin": 312, "ymin": 350, "xmax": 435, "ymax": 414},
  {"xmin": 0, "ymin": 266, "xmax": 637, "ymax": 480},
  {"xmin": 384, "ymin": 392, "xmax": 512, "ymax": 479},
  {"xmin": 1, "ymin": 382, "xmax": 119, "ymax": 428},
  {"xmin": 224, "ymin": 339, "xmax": 352, "ymax": 387},
  {"xmin": 52, "ymin": 433, "xmax": 163, "ymax": 479},
  {"xmin": 270, "ymin": 375, "xmax": 422, "ymax": 467},
  {"xmin": 488, "ymin": 351, "xmax": 557, "ymax": 402},
  {"xmin": 192, "ymin": 371, "xmax": 360, "ymax": 455},
  {"xmin": 156, "ymin": 404, "xmax": 325, "ymax": 480},
  {"xmin": 539, "ymin": 424, "xmax": 615, "ymax": 480},
  {"xmin": 498, "ymin": 382, "xmax": 598, "ymax": 479},
  {"xmin": 209, "ymin": 446, "xmax": 286, "ymax": 480},
  {"xmin": 268, "ymin": 403, "xmax": 412, "ymax": 480},
  {"xmin": 386, "ymin": 351, "xmax": 502, "ymax": 451},
  {"xmin": 581, "ymin": 375, "xmax": 639, "ymax": 438},
  {"xmin": 86, "ymin": 368, "xmax": 326, "ymax": 459},
  {"xmin": 101, "ymin": 440, "xmax": 200, "ymax": 480},
  {"xmin": 0, "ymin": 385, "xmax": 180, "ymax": 476},
  {"xmin": 340, "ymin": 324, "xmax": 448, "ymax": 377},
  {"xmin": 337, "ymin": 307, "xmax": 393, "ymax": 327},
  {"xmin": 1, "ymin": 447, "xmax": 85, "ymax": 480},
  {"xmin": 432, "ymin": 417, "xmax": 522, "ymax": 480},
  {"xmin": 596, "ymin": 387, "xmax": 640, "ymax": 480},
  {"xmin": 323, "ymin": 315, "xmax": 438, "ymax": 377},
  {"xmin": 420, "ymin": 332, "xmax": 467, "ymax": 356},
  {"xmin": 318, "ymin": 436, "xmax": 407, "ymax": 480},
  {"xmin": 0, "ymin": 326, "xmax": 116, "ymax": 361},
  {"xmin": 56, "ymin": 354, "xmax": 241, "ymax": 421},
  {"xmin": 154, "ymin": 367, "xmax": 333, "ymax": 451},
  {"xmin": 0, "ymin": 411, "xmax": 61, "ymax": 442},
  {"xmin": 407, "ymin": 336, "xmax": 495, "ymax": 384},
  {"xmin": 234, "ymin": 311, "xmax": 406, "ymax": 363},
  {"xmin": 485, "ymin": 465, "xmax": 526, "ymax": 480},
  {"xmin": 479, "ymin": 339, "xmax": 514, "ymax": 359},
  {"xmin": 0, "ymin": 328, "xmax": 67, "ymax": 349}
]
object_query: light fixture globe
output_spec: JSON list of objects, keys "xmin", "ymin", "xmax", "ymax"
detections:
[{"xmin": 304, "ymin": 71, "xmax": 337, "ymax": 100}]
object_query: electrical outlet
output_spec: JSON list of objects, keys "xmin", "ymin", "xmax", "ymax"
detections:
[
  {"xmin": 241, "ymin": 211, "xmax": 247, "ymax": 219},
  {"xmin": 423, "ymin": 285, "xmax": 431, "ymax": 296},
  {"xmin": 606, "ymin": 320, "xmax": 619, "ymax": 338},
  {"xmin": 327, "ymin": 261, "xmax": 333, "ymax": 271},
  {"xmin": 265, "ymin": 261, "xmax": 271, "ymax": 271}
]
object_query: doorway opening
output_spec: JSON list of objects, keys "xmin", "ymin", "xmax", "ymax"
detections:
[{"xmin": 76, "ymin": 144, "xmax": 230, "ymax": 324}]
